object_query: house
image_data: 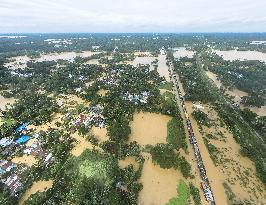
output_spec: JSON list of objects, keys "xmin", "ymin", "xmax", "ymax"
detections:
[
  {"xmin": 15, "ymin": 135, "xmax": 30, "ymax": 145},
  {"xmin": 0, "ymin": 160, "xmax": 16, "ymax": 175},
  {"xmin": 0, "ymin": 137, "xmax": 13, "ymax": 147},
  {"xmin": 15, "ymin": 122, "xmax": 30, "ymax": 132},
  {"xmin": 3, "ymin": 174, "xmax": 23, "ymax": 196}
]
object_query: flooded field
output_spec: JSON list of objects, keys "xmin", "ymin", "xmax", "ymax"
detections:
[
  {"xmin": 4, "ymin": 51, "xmax": 100, "ymax": 69},
  {"xmin": 97, "ymin": 89, "xmax": 108, "ymax": 97},
  {"xmin": 138, "ymin": 153, "xmax": 182, "ymax": 205},
  {"xmin": 133, "ymin": 53, "xmax": 170, "ymax": 81},
  {"xmin": 157, "ymin": 54, "xmax": 170, "ymax": 81},
  {"xmin": 19, "ymin": 180, "xmax": 53, "ymax": 205},
  {"xmin": 192, "ymin": 103, "xmax": 266, "ymax": 204},
  {"xmin": 71, "ymin": 132, "xmax": 94, "ymax": 157},
  {"xmin": 173, "ymin": 47, "xmax": 195, "ymax": 59},
  {"xmin": 132, "ymin": 56, "xmax": 156, "ymax": 67},
  {"xmin": 12, "ymin": 155, "xmax": 36, "ymax": 167},
  {"xmin": 206, "ymin": 70, "xmax": 248, "ymax": 104},
  {"xmin": 214, "ymin": 50, "xmax": 266, "ymax": 62},
  {"xmin": 0, "ymin": 95, "xmax": 15, "ymax": 111},
  {"xmin": 91, "ymin": 126, "xmax": 108, "ymax": 142},
  {"xmin": 118, "ymin": 156, "xmax": 139, "ymax": 171},
  {"xmin": 249, "ymin": 106, "xmax": 266, "ymax": 116},
  {"xmin": 128, "ymin": 112, "xmax": 171, "ymax": 146}
]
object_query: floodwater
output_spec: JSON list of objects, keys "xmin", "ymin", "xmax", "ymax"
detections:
[
  {"xmin": 132, "ymin": 56, "xmax": 156, "ymax": 67},
  {"xmin": 157, "ymin": 54, "xmax": 170, "ymax": 81},
  {"xmin": 249, "ymin": 106, "xmax": 266, "ymax": 116},
  {"xmin": 206, "ymin": 70, "xmax": 248, "ymax": 104},
  {"xmin": 19, "ymin": 180, "xmax": 53, "ymax": 205},
  {"xmin": 128, "ymin": 111, "xmax": 184, "ymax": 205},
  {"xmin": 97, "ymin": 89, "xmax": 108, "ymax": 97},
  {"xmin": 0, "ymin": 95, "xmax": 15, "ymax": 111},
  {"xmin": 214, "ymin": 50, "xmax": 266, "ymax": 62},
  {"xmin": 71, "ymin": 132, "xmax": 94, "ymax": 157},
  {"xmin": 133, "ymin": 54, "xmax": 170, "ymax": 81},
  {"xmin": 4, "ymin": 51, "xmax": 100, "ymax": 69},
  {"xmin": 197, "ymin": 104, "xmax": 266, "ymax": 204},
  {"xmin": 173, "ymin": 47, "xmax": 195, "ymax": 59},
  {"xmin": 118, "ymin": 156, "xmax": 139, "ymax": 172},
  {"xmin": 185, "ymin": 102, "xmax": 228, "ymax": 205},
  {"xmin": 91, "ymin": 126, "xmax": 108, "ymax": 142},
  {"xmin": 138, "ymin": 153, "xmax": 182, "ymax": 205},
  {"xmin": 12, "ymin": 155, "xmax": 36, "ymax": 167},
  {"xmin": 128, "ymin": 112, "xmax": 171, "ymax": 146}
]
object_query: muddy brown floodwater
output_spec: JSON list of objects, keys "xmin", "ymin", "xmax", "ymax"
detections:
[
  {"xmin": 214, "ymin": 49, "xmax": 266, "ymax": 62},
  {"xmin": 19, "ymin": 180, "xmax": 53, "ymax": 205},
  {"xmin": 128, "ymin": 111, "xmax": 186, "ymax": 205},
  {"xmin": 128, "ymin": 112, "xmax": 171, "ymax": 146}
]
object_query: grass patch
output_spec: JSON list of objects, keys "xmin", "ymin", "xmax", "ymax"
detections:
[
  {"xmin": 166, "ymin": 180, "xmax": 190, "ymax": 205},
  {"xmin": 167, "ymin": 117, "xmax": 187, "ymax": 152},
  {"xmin": 159, "ymin": 81, "xmax": 174, "ymax": 91},
  {"xmin": 203, "ymin": 137, "xmax": 220, "ymax": 165},
  {"xmin": 190, "ymin": 183, "xmax": 202, "ymax": 205}
]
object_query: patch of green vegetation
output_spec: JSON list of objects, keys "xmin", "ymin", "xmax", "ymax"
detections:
[
  {"xmin": 166, "ymin": 180, "xmax": 190, "ymax": 205},
  {"xmin": 190, "ymin": 183, "xmax": 202, "ymax": 205},
  {"xmin": 203, "ymin": 137, "xmax": 220, "ymax": 165},
  {"xmin": 223, "ymin": 182, "xmax": 236, "ymax": 203},
  {"xmin": 159, "ymin": 81, "xmax": 174, "ymax": 91},
  {"xmin": 167, "ymin": 117, "xmax": 187, "ymax": 152},
  {"xmin": 192, "ymin": 110, "xmax": 211, "ymax": 127},
  {"xmin": 148, "ymin": 143, "xmax": 192, "ymax": 178},
  {"xmin": 161, "ymin": 91, "xmax": 181, "ymax": 117}
]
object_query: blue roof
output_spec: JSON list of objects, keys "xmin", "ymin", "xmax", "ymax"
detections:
[
  {"xmin": 16, "ymin": 122, "xmax": 30, "ymax": 132},
  {"xmin": 15, "ymin": 135, "xmax": 30, "ymax": 144}
]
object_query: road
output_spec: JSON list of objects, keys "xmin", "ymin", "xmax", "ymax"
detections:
[{"xmin": 168, "ymin": 62, "xmax": 216, "ymax": 205}]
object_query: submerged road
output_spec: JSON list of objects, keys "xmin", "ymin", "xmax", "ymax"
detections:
[{"xmin": 168, "ymin": 62, "xmax": 216, "ymax": 205}]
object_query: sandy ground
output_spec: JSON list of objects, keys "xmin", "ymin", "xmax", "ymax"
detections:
[
  {"xmin": 19, "ymin": 180, "xmax": 53, "ymax": 205},
  {"xmin": 128, "ymin": 112, "xmax": 171, "ymax": 146},
  {"xmin": 214, "ymin": 50, "xmax": 266, "ymax": 62},
  {"xmin": 173, "ymin": 47, "xmax": 195, "ymax": 59}
]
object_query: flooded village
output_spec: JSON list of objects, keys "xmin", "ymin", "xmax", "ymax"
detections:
[{"xmin": 0, "ymin": 34, "xmax": 266, "ymax": 205}]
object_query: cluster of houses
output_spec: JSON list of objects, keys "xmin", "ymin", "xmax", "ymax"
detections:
[
  {"xmin": 169, "ymin": 63, "xmax": 216, "ymax": 205},
  {"xmin": 121, "ymin": 91, "xmax": 150, "ymax": 105},
  {"xmin": 69, "ymin": 106, "xmax": 105, "ymax": 129},
  {"xmin": 0, "ymin": 122, "xmax": 53, "ymax": 196}
]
